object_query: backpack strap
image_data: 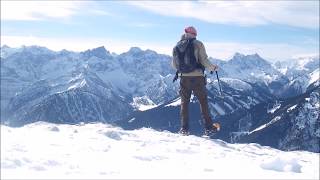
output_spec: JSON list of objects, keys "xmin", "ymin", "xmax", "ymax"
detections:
[{"xmin": 172, "ymin": 38, "xmax": 205, "ymax": 82}]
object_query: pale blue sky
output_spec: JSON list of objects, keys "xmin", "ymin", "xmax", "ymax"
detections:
[{"xmin": 1, "ymin": 1, "xmax": 319, "ymax": 61}]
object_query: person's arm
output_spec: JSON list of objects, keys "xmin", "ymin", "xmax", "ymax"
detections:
[
  {"xmin": 197, "ymin": 42, "xmax": 218, "ymax": 71},
  {"xmin": 172, "ymin": 48, "xmax": 178, "ymax": 70},
  {"xmin": 172, "ymin": 48, "xmax": 179, "ymax": 82},
  {"xmin": 171, "ymin": 59, "xmax": 177, "ymax": 70}
]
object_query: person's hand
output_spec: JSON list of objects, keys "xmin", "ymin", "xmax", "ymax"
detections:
[{"xmin": 208, "ymin": 64, "xmax": 218, "ymax": 72}]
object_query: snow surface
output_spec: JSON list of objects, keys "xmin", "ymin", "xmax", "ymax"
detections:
[
  {"xmin": 267, "ymin": 102, "xmax": 281, "ymax": 114},
  {"xmin": 131, "ymin": 96, "xmax": 157, "ymax": 111},
  {"xmin": 1, "ymin": 122, "xmax": 319, "ymax": 179},
  {"xmin": 309, "ymin": 68, "xmax": 319, "ymax": 85},
  {"xmin": 250, "ymin": 116, "xmax": 281, "ymax": 134},
  {"xmin": 220, "ymin": 78, "xmax": 252, "ymax": 92},
  {"xmin": 165, "ymin": 95, "xmax": 198, "ymax": 107},
  {"xmin": 165, "ymin": 98, "xmax": 181, "ymax": 107},
  {"xmin": 287, "ymin": 105, "xmax": 298, "ymax": 113}
]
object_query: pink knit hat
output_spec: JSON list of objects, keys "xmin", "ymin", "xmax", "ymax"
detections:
[{"xmin": 184, "ymin": 26, "xmax": 197, "ymax": 36}]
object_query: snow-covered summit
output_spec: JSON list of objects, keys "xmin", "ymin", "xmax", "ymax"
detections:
[
  {"xmin": 1, "ymin": 122, "xmax": 319, "ymax": 179},
  {"xmin": 231, "ymin": 52, "xmax": 268, "ymax": 68},
  {"xmin": 121, "ymin": 46, "xmax": 168, "ymax": 62},
  {"xmin": 289, "ymin": 55, "xmax": 319, "ymax": 71},
  {"xmin": 1, "ymin": 45, "xmax": 23, "ymax": 59},
  {"xmin": 21, "ymin": 45, "xmax": 54, "ymax": 55},
  {"xmin": 127, "ymin": 46, "xmax": 143, "ymax": 54},
  {"xmin": 220, "ymin": 52, "xmax": 286, "ymax": 85},
  {"xmin": 1, "ymin": 45, "xmax": 177, "ymax": 125},
  {"xmin": 81, "ymin": 46, "xmax": 112, "ymax": 60},
  {"xmin": 274, "ymin": 55, "xmax": 320, "ymax": 97},
  {"xmin": 274, "ymin": 55, "xmax": 319, "ymax": 74},
  {"xmin": 1, "ymin": 44, "xmax": 10, "ymax": 49}
]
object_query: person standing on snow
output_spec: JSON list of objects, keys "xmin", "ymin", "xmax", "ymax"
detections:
[{"xmin": 172, "ymin": 26, "xmax": 219, "ymax": 136}]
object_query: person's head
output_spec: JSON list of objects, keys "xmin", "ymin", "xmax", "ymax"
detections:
[{"xmin": 184, "ymin": 26, "xmax": 197, "ymax": 36}]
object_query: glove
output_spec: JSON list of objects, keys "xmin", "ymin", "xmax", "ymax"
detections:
[{"xmin": 208, "ymin": 64, "xmax": 218, "ymax": 72}]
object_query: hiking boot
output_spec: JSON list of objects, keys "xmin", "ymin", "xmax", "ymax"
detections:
[
  {"xmin": 204, "ymin": 123, "xmax": 220, "ymax": 136},
  {"xmin": 204, "ymin": 128, "xmax": 216, "ymax": 136},
  {"xmin": 178, "ymin": 128, "xmax": 190, "ymax": 136}
]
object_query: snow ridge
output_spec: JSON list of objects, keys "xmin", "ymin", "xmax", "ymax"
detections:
[{"xmin": 1, "ymin": 122, "xmax": 319, "ymax": 179}]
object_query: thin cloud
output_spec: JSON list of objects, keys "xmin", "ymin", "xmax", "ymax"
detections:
[
  {"xmin": 129, "ymin": 1, "xmax": 319, "ymax": 29},
  {"xmin": 89, "ymin": 9, "xmax": 112, "ymax": 16},
  {"xmin": 1, "ymin": 1, "xmax": 109, "ymax": 21},
  {"xmin": 205, "ymin": 41, "xmax": 319, "ymax": 61}
]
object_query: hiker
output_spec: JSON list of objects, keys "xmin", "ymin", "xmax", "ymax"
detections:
[{"xmin": 172, "ymin": 26, "xmax": 219, "ymax": 136}]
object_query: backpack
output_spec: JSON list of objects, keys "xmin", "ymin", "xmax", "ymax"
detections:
[{"xmin": 173, "ymin": 38, "xmax": 204, "ymax": 73}]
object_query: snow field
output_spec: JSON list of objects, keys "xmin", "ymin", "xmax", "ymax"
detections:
[{"xmin": 1, "ymin": 122, "xmax": 319, "ymax": 179}]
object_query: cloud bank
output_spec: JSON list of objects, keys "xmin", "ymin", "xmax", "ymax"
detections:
[{"xmin": 129, "ymin": 1, "xmax": 319, "ymax": 29}]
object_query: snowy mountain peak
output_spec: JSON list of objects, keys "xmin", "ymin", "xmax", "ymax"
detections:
[
  {"xmin": 232, "ymin": 52, "xmax": 264, "ymax": 61},
  {"xmin": 230, "ymin": 52, "xmax": 271, "ymax": 69},
  {"xmin": 145, "ymin": 49, "xmax": 158, "ymax": 55},
  {"xmin": 58, "ymin": 49, "xmax": 75, "ymax": 56},
  {"xmin": 81, "ymin": 46, "xmax": 111, "ymax": 59},
  {"xmin": 233, "ymin": 52, "xmax": 246, "ymax": 58},
  {"xmin": 92, "ymin": 46, "xmax": 108, "ymax": 53},
  {"xmin": 275, "ymin": 55, "xmax": 320, "ymax": 72},
  {"xmin": 1, "ymin": 44, "xmax": 10, "ymax": 49},
  {"xmin": 1, "ymin": 45, "xmax": 20, "ymax": 58},
  {"xmin": 20, "ymin": 45, "xmax": 54, "ymax": 55},
  {"xmin": 128, "ymin": 47, "xmax": 143, "ymax": 54},
  {"xmin": 1, "ymin": 45, "xmax": 55, "ymax": 59},
  {"xmin": 126, "ymin": 47, "xmax": 162, "ymax": 58}
]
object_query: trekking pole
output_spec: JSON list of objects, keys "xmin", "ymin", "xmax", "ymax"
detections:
[{"xmin": 210, "ymin": 71, "xmax": 223, "ymax": 97}]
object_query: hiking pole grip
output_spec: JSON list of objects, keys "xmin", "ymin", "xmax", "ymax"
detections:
[{"xmin": 173, "ymin": 71, "xmax": 179, "ymax": 82}]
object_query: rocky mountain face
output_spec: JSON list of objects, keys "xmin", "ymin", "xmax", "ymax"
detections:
[
  {"xmin": 237, "ymin": 81, "xmax": 320, "ymax": 152},
  {"xmin": 273, "ymin": 55, "xmax": 320, "ymax": 98},
  {"xmin": 215, "ymin": 53, "xmax": 296, "ymax": 98},
  {"xmin": 1, "ymin": 45, "xmax": 319, "ymax": 152},
  {"xmin": 116, "ymin": 77, "xmax": 276, "ymax": 133},
  {"xmin": 1, "ymin": 45, "xmax": 177, "ymax": 126},
  {"xmin": 116, "ymin": 81, "xmax": 319, "ymax": 152}
]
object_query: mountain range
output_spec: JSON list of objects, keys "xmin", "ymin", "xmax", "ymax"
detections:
[{"xmin": 1, "ymin": 45, "xmax": 319, "ymax": 152}]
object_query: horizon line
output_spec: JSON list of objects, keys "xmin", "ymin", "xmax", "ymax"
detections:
[{"xmin": 2, "ymin": 44, "xmax": 319, "ymax": 62}]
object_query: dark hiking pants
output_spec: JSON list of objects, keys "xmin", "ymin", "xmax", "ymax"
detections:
[{"xmin": 179, "ymin": 76, "xmax": 213, "ymax": 131}]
